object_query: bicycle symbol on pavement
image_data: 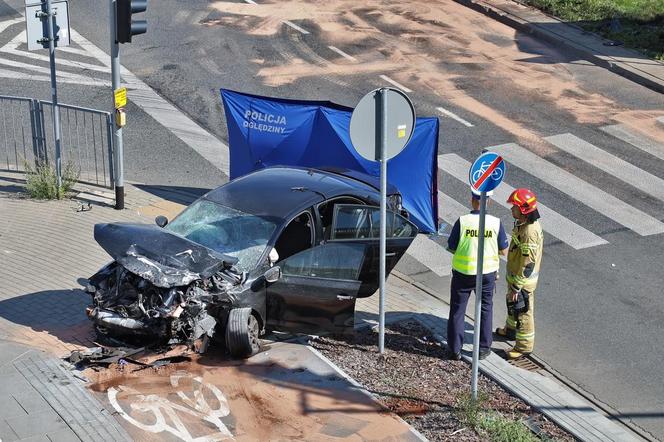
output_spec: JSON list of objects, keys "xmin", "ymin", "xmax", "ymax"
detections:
[
  {"xmin": 108, "ymin": 372, "xmax": 234, "ymax": 442},
  {"xmin": 471, "ymin": 161, "xmax": 504, "ymax": 183}
]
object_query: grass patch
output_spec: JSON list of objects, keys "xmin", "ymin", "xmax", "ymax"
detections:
[
  {"xmin": 25, "ymin": 161, "xmax": 80, "ymax": 200},
  {"xmin": 456, "ymin": 393, "xmax": 539, "ymax": 441},
  {"xmin": 523, "ymin": 0, "xmax": 664, "ymax": 59}
]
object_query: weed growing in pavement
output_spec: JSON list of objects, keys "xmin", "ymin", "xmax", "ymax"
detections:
[
  {"xmin": 456, "ymin": 392, "xmax": 489, "ymax": 428},
  {"xmin": 456, "ymin": 393, "xmax": 539, "ymax": 441},
  {"xmin": 479, "ymin": 413, "xmax": 539, "ymax": 442},
  {"xmin": 25, "ymin": 161, "xmax": 79, "ymax": 200}
]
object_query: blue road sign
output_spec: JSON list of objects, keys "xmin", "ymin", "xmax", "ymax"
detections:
[{"xmin": 469, "ymin": 152, "xmax": 505, "ymax": 193}]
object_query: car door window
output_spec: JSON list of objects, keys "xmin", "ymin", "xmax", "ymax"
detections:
[
  {"xmin": 330, "ymin": 206, "xmax": 371, "ymax": 239},
  {"xmin": 370, "ymin": 209, "xmax": 417, "ymax": 238},
  {"xmin": 280, "ymin": 243, "xmax": 366, "ymax": 280},
  {"xmin": 331, "ymin": 205, "xmax": 417, "ymax": 240},
  {"xmin": 274, "ymin": 211, "xmax": 314, "ymax": 261}
]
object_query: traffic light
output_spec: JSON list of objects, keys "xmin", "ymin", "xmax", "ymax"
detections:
[{"xmin": 116, "ymin": 0, "xmax": 147, "ymax": 44}]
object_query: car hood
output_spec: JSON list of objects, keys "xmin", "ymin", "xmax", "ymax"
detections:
[{"xmin": 94, "ymin": 223, "xmax": 238, "ymax": 288}]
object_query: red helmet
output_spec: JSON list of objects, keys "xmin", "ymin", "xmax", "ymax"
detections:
[{"xmin": 507, "ymin": 188, "xmax": 538, "ymax": 214}]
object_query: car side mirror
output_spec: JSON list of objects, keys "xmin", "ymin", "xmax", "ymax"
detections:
[
  {"xmin": 155, "ymin": 215, "xmax": 169, "ymax": 228},
  {"xmin": 264, "ymin": 266, "xmax": 281, "ymax": 283},
  {"xmin": 250, "ymin": 266, "xmax": 281, "ymax": 292}
]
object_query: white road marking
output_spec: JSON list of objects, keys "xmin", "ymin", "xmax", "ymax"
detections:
[
  {"xmin": 0, "ymin": 57, "xmax": 108, "ymax": 86},
  {"xmin": 439, "ymin": 153, "xmax": 610, "ymax": 248},
  {"xmin": 379, "ymin": 75, "xmax": 413, "ymax": 93},
  {"xmin": 0, "ymin": 67, "xmax": 108, "ymax": 87},
  {"xmin": 436, "ymin": 107, "xmax": 474, "ymax": 127},
  {"xmin": 240, "ymin": 0, "xmax": 309, "ymax": 34},
  {"xmin": 437, "ymin": 191, "xmax": 468, "ymax": 223},
  {"xmin": 490, "ymin": 144, "xmax": 664, "ymax": 236},
  {"xmin": 600, "ymin": 124, "xmax": 664, "ymax": 162},
  {"xmin": 0, "ymin": 31, "xmax": 109, "ymax": 74},
  {"xmin": 283, "ymin": 20, "xmax": 310, "ymax": 34},
  {"xmin": 546, "ymin": 133, "xmax": 664, "ymax": 202},
  {"xmin": 407, "ymin": 234, "xmax": 452, "ymax": 277},
  {"xmin": 68, "ymin": 29, "xmax": 231, "ymax": 175},
  {"xmin": 0, "ymin": 16, "xmax": 23, "ymax": 34},
  {"xmin": 328, "ymin": 46, "xmax": 357, "ymax": 62}
]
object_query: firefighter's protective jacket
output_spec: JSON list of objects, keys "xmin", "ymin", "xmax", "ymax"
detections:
[{"xmin": 506, "ymin": 220, "xmax": 543, "ymax": 292}]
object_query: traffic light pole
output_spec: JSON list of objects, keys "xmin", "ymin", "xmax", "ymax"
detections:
[{"xmin": 110, "ymin": 0, "xmax": 124, "ymax": 210}]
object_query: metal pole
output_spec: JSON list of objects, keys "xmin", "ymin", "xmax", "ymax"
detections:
[
  {"xmin": 45, "ymin": 0, "xmax": 62, "ymax": 189},
  {"xmin": 378, "ymin": 88, "xmax": 387, "ymax": 354},
  {"xmin": 110, "ymin": 0, "xmax": 124, "ymax": 209},
  {"xmin": 471, "ymin": 190, "xmax": 487, "ymax": 400}
]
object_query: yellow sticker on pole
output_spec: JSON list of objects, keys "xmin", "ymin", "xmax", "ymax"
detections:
[
  {"xmin": 397, "ymin": 124, "xmax": 407, "ymax": 139},
  {"xmin": 114, "ymin": 87, "xmax": 127, "ymax": 109}
]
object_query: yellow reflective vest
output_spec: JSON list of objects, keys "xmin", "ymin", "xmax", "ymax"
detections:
[{"xmin": 451, "ymin": 214, "xmax": 501, "ymax": 275}]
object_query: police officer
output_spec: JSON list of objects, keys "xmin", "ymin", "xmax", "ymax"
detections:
[
  {"xmin": 495, "ymin": 188, "xmax": 544, "ymax": 360},
  {"xmin": 445, "ymin": 191, "xmax": 509, "ymax": 360}
]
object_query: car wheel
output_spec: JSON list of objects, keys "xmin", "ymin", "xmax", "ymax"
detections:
[{"xmin": 225, "ymin": 308, "xmax": 261, "ymax": 358}]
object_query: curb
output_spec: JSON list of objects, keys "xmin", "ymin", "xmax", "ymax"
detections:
[
  {"xmin": 452, "ymin": 0, "xmax": 664, "ymax": 94},
  {"xmin": 305, "ymin": 344, "xmax": 429, "ymax": 442}
]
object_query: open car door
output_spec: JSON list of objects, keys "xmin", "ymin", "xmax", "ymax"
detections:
[
  {"xmin": 329, "ymin": 204, "xmax": 418, "ymax": 297},
  {"xmin": 266, "ymin": 242, "xmax": 367, "ymax": 334}
]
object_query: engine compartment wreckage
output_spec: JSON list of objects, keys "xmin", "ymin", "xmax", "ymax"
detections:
[
  {"xmin": 85, "ymin": 223, "xmax": 254, "ymax": 355},
  {"xmin": 82, "ymin": 167, "xmax": 418, "ymax": 359}
]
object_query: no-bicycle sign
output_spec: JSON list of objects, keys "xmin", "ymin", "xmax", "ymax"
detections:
[{"xmin": 469, "ymin": 151, "xmax": 505, "ymax": 193}]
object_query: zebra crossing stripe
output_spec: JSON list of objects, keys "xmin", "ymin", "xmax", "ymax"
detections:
[
  {"xmin": 406, "ymin": 234, "xmax": 452, "ymax": 277},
  {"xmin": 438, "ymin": 191, "xmax": 468, "ymax": 223},
  {"xmin": 490, "ymin": 144, "xmax": 664, "ymax": 236},
  {"xmin": 439, "ymin": 153, "xmax": 610, "ymax": 249},
  {"xmin": 600, "ymin": 125, "xmax": 664, "ymax": 162},
  {"xmin": 546, "ymin": 133, "xmax": 664, "ymax": 202}
]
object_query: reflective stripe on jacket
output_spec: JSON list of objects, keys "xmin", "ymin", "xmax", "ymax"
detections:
[
  {"xmin": 506, "ymin": 221, "xmax": 543, "ymax": 291},
  {"xmin": 451, "ymin": 214, "xmax": 501, "ymax": 275}
]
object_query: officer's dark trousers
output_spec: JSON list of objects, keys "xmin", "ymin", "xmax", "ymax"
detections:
[{"xmin": 447, "ymin": 270, "xmax": 496, "ymax": 355}]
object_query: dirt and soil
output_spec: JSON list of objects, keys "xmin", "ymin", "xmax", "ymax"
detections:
[{"xmin": 310, "ymin": 320, "xmax": 576, "ymax": 441}]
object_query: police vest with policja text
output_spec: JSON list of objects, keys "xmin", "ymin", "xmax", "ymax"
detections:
[{"xmin": 451, "ymin": 213, "xmax": 501, "ymax": 275}]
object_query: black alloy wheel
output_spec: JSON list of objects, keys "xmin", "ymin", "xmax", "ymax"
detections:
[{"xmin": 225, "ymin": 307, "xmax": 261, "ymax": 358}]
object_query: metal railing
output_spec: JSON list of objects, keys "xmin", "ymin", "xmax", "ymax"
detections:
[{"xmin": 0, "ymin": 95, "xmax": 115, "ymax": 189}]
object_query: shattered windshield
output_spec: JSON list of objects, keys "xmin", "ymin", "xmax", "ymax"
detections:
[{"xmin": 166, "ymin": 200, "xmax": 277, "ymax": 271}]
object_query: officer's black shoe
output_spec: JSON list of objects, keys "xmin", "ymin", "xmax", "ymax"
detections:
[
  {"xmin": 479, "ymin": 348, "xmax": 492, "ymax": 360},
  {"xmin": 445, "ymin": 349, "xmax": 461, "ymax": 360}
]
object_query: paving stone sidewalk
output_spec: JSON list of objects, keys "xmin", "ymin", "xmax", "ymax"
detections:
[{"xmin": 0, "ymin": 170, "xmax": 643, "ymax": 441}]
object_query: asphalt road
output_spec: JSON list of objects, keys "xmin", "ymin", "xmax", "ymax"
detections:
[{"xmin": 1, "ymin": 0, "xmax": 663, "ymax": 438}]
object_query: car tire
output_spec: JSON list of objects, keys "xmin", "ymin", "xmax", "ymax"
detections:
[{"xmin": 225, "ymin": 308, "xmax": 261, "ymax": 358}]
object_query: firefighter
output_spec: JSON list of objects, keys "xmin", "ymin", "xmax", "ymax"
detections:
[
  {"xmin": 445, "ymin": 191, "xmax": 509, "ymax": 361},
  {"xmin": 495, "ymin": 188, "xmax": 544, "ymax": 360}
]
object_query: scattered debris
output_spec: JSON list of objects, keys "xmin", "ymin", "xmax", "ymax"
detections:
[{"xmin": 67, "ymin": 346, "xmax": 145, "ymax": 368}]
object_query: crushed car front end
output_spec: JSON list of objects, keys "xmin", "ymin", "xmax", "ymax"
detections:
[{"xmin": 85, "ymin": 222, "xmax": 246, "ymax": 349}]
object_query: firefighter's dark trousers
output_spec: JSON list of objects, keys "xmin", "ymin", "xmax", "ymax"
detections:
[{"xmin": 447, "ymin": 270, "xmax": 496, "ymax": 355}]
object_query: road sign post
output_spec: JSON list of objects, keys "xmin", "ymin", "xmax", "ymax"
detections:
[
  {"xmin": 350, "ymin": 88, "xmax": 415, "ymax": 354},
  {"xmin": 468, "ymin": 152, "xmax": 506, "ymax": 400},
  {"xmin": 25, "ymin": 0, "xmax": 71, "ymax": 191}
]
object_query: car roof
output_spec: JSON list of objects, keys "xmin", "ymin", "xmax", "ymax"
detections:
[{"xmin": 204, "ymin": 166, "xmax": 383, "ymax": 221}]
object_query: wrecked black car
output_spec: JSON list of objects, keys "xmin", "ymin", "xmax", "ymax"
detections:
[{"xmin": 85, "ymin": 166, "xmax": 418, "ymax": 358}]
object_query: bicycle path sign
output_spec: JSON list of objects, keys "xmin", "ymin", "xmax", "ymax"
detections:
[{"xmin": 469, "ymin": 151, "xmax": 505, "ymax": 193}]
